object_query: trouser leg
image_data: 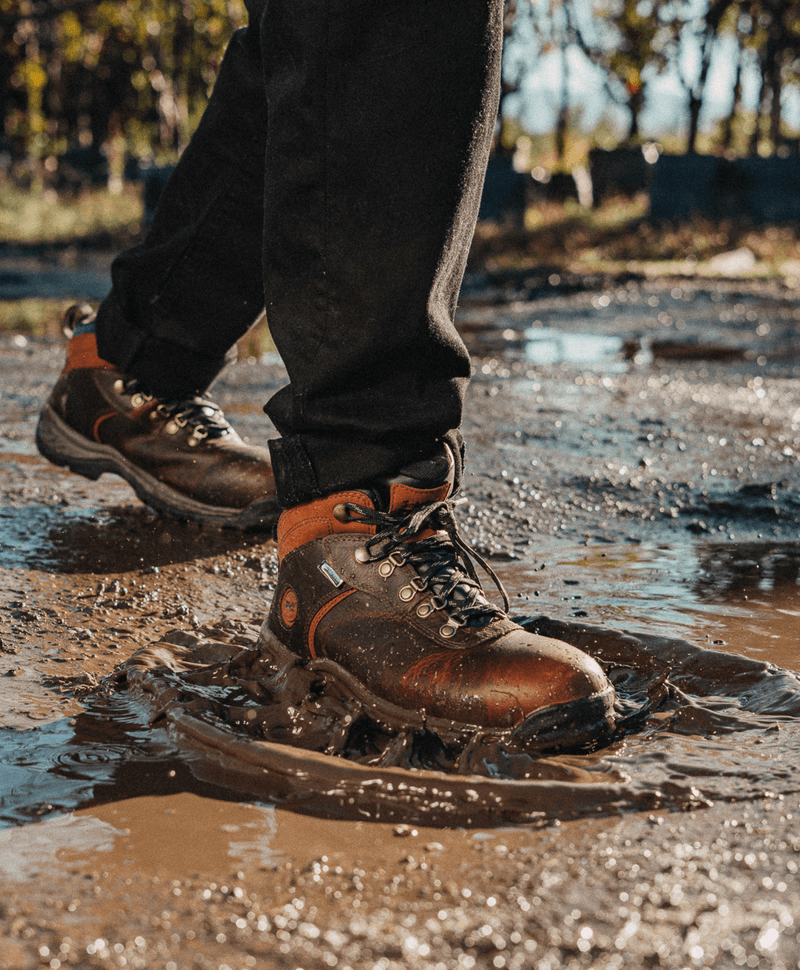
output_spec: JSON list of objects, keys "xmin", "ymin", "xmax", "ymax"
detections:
[
  {"xmin": 261, "ymin": 0, "xmax": 503, "ymax": 505},
  {"xmin": 95, "ymin": 12, "xmax": 268, "ymax": 399},
  {"xmin": 94, "ymin": 0, "xmax": 503, "ymax": 506}
]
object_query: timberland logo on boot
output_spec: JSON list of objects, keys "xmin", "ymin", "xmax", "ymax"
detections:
[{"xmin": 280, "ymin": 587, "xmax": 298, "ymax": 627}]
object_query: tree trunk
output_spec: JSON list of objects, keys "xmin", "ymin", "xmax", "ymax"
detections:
[
  {"xmin": 687, "ymin": 94, "xmax": 702, "ymax": 154},
  {"xmin": 627, "ymin": 87, "xmax": 644, "ymax": 143},
  {"xmin": 554, "ymin": 37, "xmax": 569, "ymax": 167},
  {"xmin": 720, "ymin": 50, "xmax": 742, "ymax": 151},
  {"xmin": 769, "ymin": 64, "xmax": 783, "ymax": 150},
  {"xmin": 749, "ymin": 70, "xmax": 769, "ymax": 156}
]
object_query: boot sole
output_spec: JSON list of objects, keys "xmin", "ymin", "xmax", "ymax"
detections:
[
  {"xmin": 257, "ymin": 622, "xmax": 617, "ymax": 753},
  {"xmin": 36, "ymin": 403, "xmax": 279, "ymax": 531}
]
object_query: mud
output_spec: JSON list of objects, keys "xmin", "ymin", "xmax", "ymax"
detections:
[{"xmin": 1, "ymin": 273, "xmax": 800, "ymax": 968}]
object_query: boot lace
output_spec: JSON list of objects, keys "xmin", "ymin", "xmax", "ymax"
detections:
[
  {"xmin": 339, "ymin": 498, "xmax": 510, "ymax": 632},
  {"xmin": 120, "ymin": 378, "xmax": 232, "ymax": 442}
]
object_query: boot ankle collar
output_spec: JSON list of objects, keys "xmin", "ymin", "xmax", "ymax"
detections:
[
  {"xmin": 65, "ymin": 333, "xmax": 116, "ymax": 373},
  {"xmin": 277, "ymin": 479, "xmax": 453, "ymax": 561},
  {"xmin": 277, "ymin": 489, "xmax": 376, "ymax": 560},
  {"xmin": 388, "ymin": 480, "xmax": 451, "ymax": 514}
]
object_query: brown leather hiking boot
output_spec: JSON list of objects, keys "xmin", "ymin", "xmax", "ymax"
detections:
[
  {"xmin": 36, "ymin": 305, "xmax": 278, "ymax": 529},
  {"xmin": 259, "ymin": 453, "xmax": 616, "ymax": 750}
]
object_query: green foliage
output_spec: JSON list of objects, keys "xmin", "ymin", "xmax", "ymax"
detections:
[
  {"xmin": 514, "ymin": 0, "xmax": 800, "ymax": 157},
  {"xmin": 572, "ymin": 0, "xmax": 675, "ymax": 142},
  {"xmin": 0, "ymin": 299, "xmax": 75, "ymax": 337},
  {"xmin": 4, "ymin": 0, "xmax": 800, "ymax": 182},
  {"xmin": 0, "ymin": 179, "xmax": 142, "ymax": 242},
  {"xmin": 1, "ymin": 0, "xmax": 246, "ymax": 167}
]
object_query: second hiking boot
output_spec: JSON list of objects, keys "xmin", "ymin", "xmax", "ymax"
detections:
[
  {"xmin": 36, "ymin": 305, "xmax": 278, "ymax": 529},
  {"xmin": 259, "ymin": 451, "xmax": 616, "ymax": 750}
]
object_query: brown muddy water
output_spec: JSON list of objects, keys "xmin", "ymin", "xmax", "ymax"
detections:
[{"xmin": 1, "ymin": 275, "xmax": 799, "ymax": 969}]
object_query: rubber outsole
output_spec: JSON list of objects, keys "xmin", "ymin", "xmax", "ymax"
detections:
[
  {"xmin": 256, "ymin": 621, "xmax": 617, "ymax": 753},
  {"xmin": 36, "ymin": 404, "xmax": 279, "ymax": 531}
]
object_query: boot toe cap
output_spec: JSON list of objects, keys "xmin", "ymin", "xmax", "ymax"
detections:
[
  {"xmin": 399, "ymin": 629, "xmax": 612, "ymax": 730},
  {"xmin": 478, "ymin": 633, "xmax": 611, "ymax": 724}
]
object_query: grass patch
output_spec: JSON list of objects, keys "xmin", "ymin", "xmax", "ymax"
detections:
[
  {"xmin": 3, "ymin": 183, "xmax": 800, "ymax": 347},
  {"xmin": 470, "ymin": 193, "xmax": 800, "ymax": 280},
  {"xmin": 0, "ymin": 299, "xmax": 280, "ymax": 358},
  {"xmin": 0, "ymin": 299, "xmax": 74, "ymax": 337},
  {"xmin": 0, "ymin": 181, "xmax": 143, "ymax": 246},
  {"xmin": 237, "ymin": 313, "xmax": 276, "ymax": 359}
]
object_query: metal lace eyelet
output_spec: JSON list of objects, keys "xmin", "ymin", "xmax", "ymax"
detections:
[
  {"xmin": 378, "ymin": 552, "xmax": 406, "ymax": 578},
  {"xmin": 354, "ymin": 547, "xmax": 370, "ymax": 564},
  {"xmin": 333, "ymin": 503, "xmax": 351, "ymax": 523},
  {"xmin": 417, "ymin": 602, "xmax": 433, "ymax": 618},
  {"xmin": 165, "ymin": 420, "xmax": 179, "ymax": 435},
  {"xmin": 439, "ymin": 623, "xmax": 458, "ymax": 638},
  {"xmin": 130, "ymin": 392, "xmax": 147, "ymax": 408},
  {"xmin": 113, "ymin": 379, "xmax": 125, "ymax": 394},
  {"xmin": 187, "ymin": 436, "xmax": 199, "ymax": 447},
  {"xmin": 399, "ymin": 577, "xmax": 426, "ymax": 602}
]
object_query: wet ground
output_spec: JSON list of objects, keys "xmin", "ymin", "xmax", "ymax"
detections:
[{"xmin": 1, "ymin": 271, "xmax": 800, "ymax": 968}]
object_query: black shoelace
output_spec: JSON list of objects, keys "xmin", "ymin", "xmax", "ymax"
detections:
[
  {"xmin": 338, "ymin": 498, "xmax": 510, "ymax": 631},
  {"xmin": 121, "ymin": 379, "xmax": 232, "ymax": 441}
]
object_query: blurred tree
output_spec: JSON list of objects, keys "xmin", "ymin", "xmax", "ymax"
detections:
[
  {"xmin": 566, "ymin": 0, "xmax": 674, "ymax": 143},
  {"xmin": 498, "ymin": 0, "xmax": 521, "ymax": 159},
  {"xmin": 504, "ymin": 1, "xmax": 582, "ymax": 167},
  {"xmin": 719, "ymin": 31, "xmax": 744, "ymax": 153},
  {"xmin": 660, "ymin": 0, "xmax": 737, "ymax": 154},
  {"xmin": 738, "ymin": 0, "xmax": 800, "ymax": 154},
  {"xmin": 514, "ymin": 0, "xmax": 800, "ymax": 157},
  {"xmin": 0, "ymin": 0, "xmax": 245, "ymax": 174},
  {"xmin": 4, "ymin": 0, "xmax": 800, "ymax": 177}
]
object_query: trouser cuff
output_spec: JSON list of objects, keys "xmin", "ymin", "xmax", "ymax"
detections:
[
  {"xmin": 269, "ymin": 430, "xmax": 465, "ymax": 509},
  {"xmin": 95, "ymin": 293, "xmax": 236, "ymax": 399}
]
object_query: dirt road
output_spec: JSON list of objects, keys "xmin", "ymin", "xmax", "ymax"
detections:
[{"xmin": 1, "ymin": 272, "xmax": 799, "ymax": 969}]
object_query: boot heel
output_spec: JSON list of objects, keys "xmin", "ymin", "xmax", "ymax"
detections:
[{"xmin": 36, "ymin": 404, "xmax": 107, "ymax": 481}]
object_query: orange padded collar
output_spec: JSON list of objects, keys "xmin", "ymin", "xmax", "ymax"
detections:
[
  {"xmin": 277, "ymin": 490, "xmax": 376, "ymax": 560},
  {"xmin": 277, "ymin": 479, "xmax": 451, "ymax": 561},
  {"xmin": 64, "ymin": 333, "xmax": 116, "ymax": 372}
]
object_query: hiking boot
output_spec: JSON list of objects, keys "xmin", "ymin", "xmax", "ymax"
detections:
[
  {"xmin": 258, "ymin": 450, "xmax": 616, "ymax": 749},
  {"xmin": 36, "ymin": 304, "xmax": 278, "ymax": 529}
]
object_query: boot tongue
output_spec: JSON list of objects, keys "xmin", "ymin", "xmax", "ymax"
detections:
[
  {"xmin": 375, "ymin": 448, "xmax": 455, "ymax": 514},
  {"xmin": 394, "ymin": 452, "xmax": 454, "ymax": 487}
]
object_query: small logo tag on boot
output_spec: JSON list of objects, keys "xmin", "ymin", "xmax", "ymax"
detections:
[
  {"xmin": 318, "ymin": 560, "xmax": 344, "ymax": 587},
  {"xmin": 280, "ymin": 587, "xmax": 299, "ymax": 627}
]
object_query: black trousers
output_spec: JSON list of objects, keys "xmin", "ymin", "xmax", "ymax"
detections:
[{"xmin": 95, "ymin": 0, "xmax": 503, "ymax": 507}]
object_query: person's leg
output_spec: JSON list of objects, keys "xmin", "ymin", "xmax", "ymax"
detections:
[
  {"xmin": 36, "ymin": 4, "xmax": 278, "ymax": 529},
  {"xmin": 259, "ymin": 0, "xmax": 616, "ymax": 746},
  {"xmin": 262, "ymin": 0, "xmax": 493, "ymax": 504}
]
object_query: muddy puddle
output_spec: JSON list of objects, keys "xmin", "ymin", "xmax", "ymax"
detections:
[
  {"xmin": 1, "ymin": 275, "xmax": 800, "ymax": 968},
  {"xmin": 2, "ymin": 539, "xmax": 798, "ymax": 832}
]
